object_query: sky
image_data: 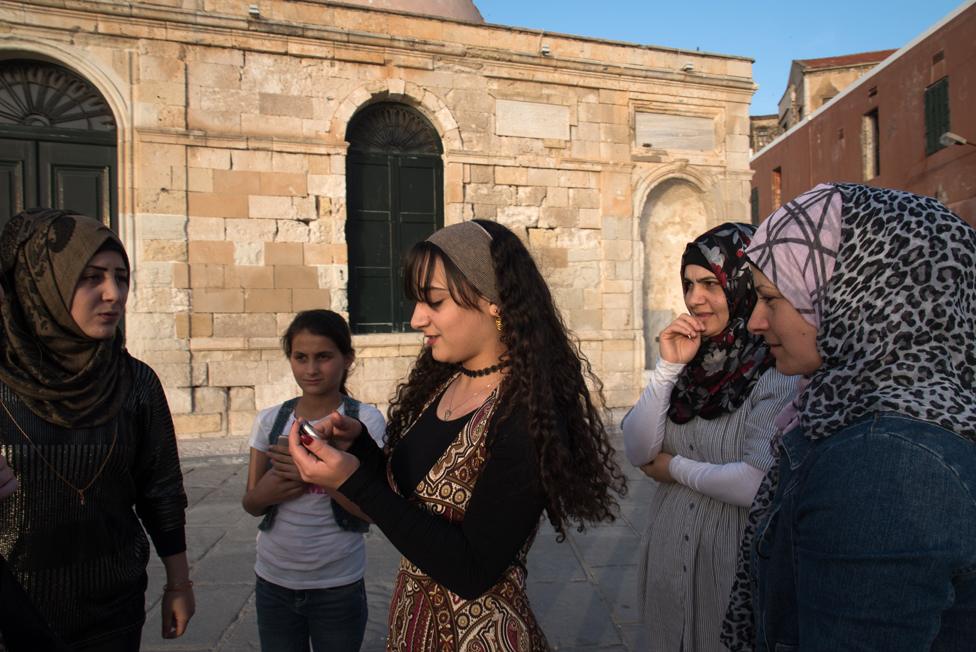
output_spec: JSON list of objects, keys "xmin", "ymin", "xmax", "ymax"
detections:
[{"xmin": 475, "ymin": 0, "xmax": 967, "ymax": 115}]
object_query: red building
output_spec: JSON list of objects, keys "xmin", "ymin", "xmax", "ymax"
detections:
[{"xmin": 751, "ymin": 1, "xmax": 976, "ymax": 228}]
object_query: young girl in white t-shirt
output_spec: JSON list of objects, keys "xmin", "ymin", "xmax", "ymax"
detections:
[{"xmin": 242, "ymin": 309, "xmax": 385, "ymax": 651}]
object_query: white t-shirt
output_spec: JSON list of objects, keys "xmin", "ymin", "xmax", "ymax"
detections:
[{"xmin": 248, "ymin": 399, "xmax": 386, "ymax": 590}]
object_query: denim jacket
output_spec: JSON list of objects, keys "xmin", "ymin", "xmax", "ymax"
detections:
[{"xmin": 754, "ymin": 413, "xmax": 976, "ymax": 652}]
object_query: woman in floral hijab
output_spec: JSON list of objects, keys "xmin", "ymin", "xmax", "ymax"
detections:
[{"xmin": 623, "ymin": 223, "xmax": 798, "ymax": 651}]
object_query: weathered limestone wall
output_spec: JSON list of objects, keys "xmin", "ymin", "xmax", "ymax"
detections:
[{"xmin": 1, "ymin": 0, "xmax": 755, "ymax": 437}]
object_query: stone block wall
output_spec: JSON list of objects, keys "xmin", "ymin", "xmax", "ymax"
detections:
[{"xmin": 3, "ymin": 0, "xmax": 754, "ymax": 436}]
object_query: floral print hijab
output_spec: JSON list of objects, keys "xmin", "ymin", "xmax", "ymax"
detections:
[{"xmin": 668, "ymin": 223, "xmax": 774, "ymax": 424}]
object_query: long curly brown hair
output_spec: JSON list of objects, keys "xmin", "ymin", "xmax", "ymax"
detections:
[{"xmin": 386, "ymin": 220, "xmax": 626, "ymax": 539}]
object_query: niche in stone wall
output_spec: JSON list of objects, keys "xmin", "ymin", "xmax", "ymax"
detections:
[{"xmin": 638, "ymin": 178, "xmax": 708, "ymax": 369}]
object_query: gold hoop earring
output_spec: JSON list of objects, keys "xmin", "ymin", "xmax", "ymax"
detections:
[{"xmin": 495, "ymin": 315, "xmax": 503, "ymax": 332}]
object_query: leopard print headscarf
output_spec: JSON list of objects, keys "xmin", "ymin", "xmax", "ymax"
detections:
[{"xmin": 721, "ymin": 183, "xmax": 976, "ymax": 650}]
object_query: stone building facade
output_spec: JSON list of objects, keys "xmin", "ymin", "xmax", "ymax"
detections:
[{"xmin": 1, "ymin": 0, "xmax": 755, "ymax": 437}]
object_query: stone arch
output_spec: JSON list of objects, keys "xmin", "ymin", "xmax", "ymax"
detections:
[
  {"xmin": 637, "ymin": 176, "xmax": 711, "ymax": 369},
  {"xmin": 332, "ymin": 79, "xmax": 462, "ymax": 151},
  {"xmin": 0, "ymin": 38, "xmax": 133, "ymax": 242}
]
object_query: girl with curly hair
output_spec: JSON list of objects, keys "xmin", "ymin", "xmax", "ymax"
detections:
[{"xmin": 288, "ymin": 219, "xmax": 626, "ymax": 651}]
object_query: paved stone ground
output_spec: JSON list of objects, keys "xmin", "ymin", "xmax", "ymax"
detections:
[{"xmin": 141, "ymin": 432, "xmax": 653, "ymax": 651}]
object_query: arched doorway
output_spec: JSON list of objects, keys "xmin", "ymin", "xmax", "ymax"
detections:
[
  {"xmin": 345, "ymin": 102, "xmax": 444, "ymax": 333},
  {"xmin": 638, "ymin": 178, "xmax": 709, "ymax": 369},
  {"xmin": 0, "ymin": 58, "xmax": 117, "ymax": 230}
]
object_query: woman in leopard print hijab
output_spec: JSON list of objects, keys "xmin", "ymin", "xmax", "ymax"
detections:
[{"xmin": 721, "ymin": 183, "xmax": 976, "ymax": 651}]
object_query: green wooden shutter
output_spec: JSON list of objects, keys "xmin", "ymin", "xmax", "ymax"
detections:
[{"xmin": 925, "ymin": 77, "xmax": 950, "ymax": 156}]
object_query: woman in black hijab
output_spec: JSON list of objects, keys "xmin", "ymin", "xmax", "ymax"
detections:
[{"xmin": 0, "ymin": 208, "xmax": 193, "ymax": 651}]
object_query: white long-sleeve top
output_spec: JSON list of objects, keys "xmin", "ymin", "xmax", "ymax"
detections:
[{"xmin": 622, "ymin": 359, "xmax": 789, "ymax": 507}]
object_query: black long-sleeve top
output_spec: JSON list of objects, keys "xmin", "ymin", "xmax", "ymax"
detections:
[
  {"xmin": 0, "ymin": 357, "xmax": 187, "ymax": 645},
  {"xmin": 339, "ymin": 398, "xmax": 548, "ymax": 600}
]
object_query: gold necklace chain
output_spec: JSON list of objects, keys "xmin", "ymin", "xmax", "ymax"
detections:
[
  {"xmin": 0, "ymin": 396, "xmax": 118, "ymax": 506},
  {"xmin": 444, "ymin": 377, "xmax": 497, "ymax": 419}
]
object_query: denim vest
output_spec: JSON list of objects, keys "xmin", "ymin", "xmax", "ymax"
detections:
[
  {"xmin": 753, "ymin": 413, "xmax": 976, "ymax": 652},
  {"xmin": 257, "ymin": 396, "xmax": 370, "ymax": 534}
]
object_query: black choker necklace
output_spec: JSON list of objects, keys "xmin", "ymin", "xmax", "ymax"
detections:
[{"xmin": 458, "ymin": 360, "xmax": 509, "ymax": 378}]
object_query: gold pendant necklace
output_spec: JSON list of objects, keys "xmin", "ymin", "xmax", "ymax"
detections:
[
  {"xmin": 444, "ymin": 377, "xmax": 496, "ymax": 419},
  {"xmin": 0, "ymin": 396, "xmax": 118, "ymax": 505}
]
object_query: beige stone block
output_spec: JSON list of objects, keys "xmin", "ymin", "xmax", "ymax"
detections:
[
  {"xmin": 241, "ymin": 113, "xmax": 303, "ymax": 138},
  {"xmin": 259, "ymin": 93, "xmax": 314, "ymax": 119},
  {"xmin": 139, "ymin": 55, "xmax": 184, "ymax": 81},
  {"xmin": 540, "ymin": 207, "xmax": 577, "ymax": 228},
  {"xmin": 603, "ymin": 308, "xmax": 632, "ymax": 329},
  {"xmin": 186, "ymin": 108, "xmax": 241, "ymax": 134},
  {"xmin": 213, "ymin": 313, "xmax": 277, "ymax": 337},
  {"xmin": 537, "ymin": 247, "xmax": 569, "ymax": 269},
  {"xmin": 260, "ymin": 172, "xmax": 307, "ymax": 196},
  {"xmin": 142, "ymin": 240, "xmax": 187, "ymax": 262},
  {"xmin": 209, "ymin": 360, "xmax": 269, "ymax": 387},
  {"xmin": 136, "ymin": 261, "xmax": 174, "ymax": 288},
  {"xmin": 173, "ymin": 413, "xmax": 223, "ymax": 437},
  {"xmin": 600, "ymin": 171, "xmax": 632, "ymax": 218},
  {"xmin": 575, "ymin": 121, "xmax": 601, "ymax": 141},
  {"xmin": 230, "ymin": 387, "xmax": 256, "ymax": 411},
  {"xmin": 465, "ymin": 184, "xmax": 514, "ymax": 206},
  {"xmin": 187, "ymin": 61, "xmax": 241, "ymax": 89},
  {"xmin": 189, "ymin": 264, "xmax": 225, "ymax": 288},
  {"xmin": 571, "ymin": 188, "xmax": 601, "ymax": 210},
  {"xmin": 526, "ymin": 168, "xmax": 558, "ymax": 187},
  {"xmin": 276, "ymin": 220, "xmax": 312, "ymax": 243},
  {"xmin": 274, "ymin": 266, "xmax": 318, "ymax": 289},
  {"xmin": 190, "ymin": 313, "xmax": 213, "ymax": 337},
  {"xmin": 292, "ymin": 289, "xmax": 331, "ymax": 312},
  {"xmin": 265, "ymin": 243, "xmax": 304, "ymax": 265},
  {"xmin": 189, "ymin": 192, "xmax": 248, "ymax": 218},
  {"xmin": 497, "ymin": 206, "xmax": 540, "ymax": 229},
  {"xmin": 189, "ymin": 241, "xmax": 234, "ymax": 264},
  {"xmin": 245, "ymin": 289, "xmax": 292, "ymax": 313},
  {"xmin": 468, "ymin": 165, "xmax": 492, "ymax": 184},
  {"xmin": 163, "ymin": 386, "xmax": 192, "ymax": 415},
  {"xmin": 517, "ymin": 186, "xmax": 547, "ymax": 206},
  {"xmin": 187, "ymin": 168, "xmax": 213, "ymax": 193},
  {"xmin": 493, "ymin": 166, "xmax": 526, "ymax": 186},
  {"xmin": 232, "ymin": 150, "xmax": 273, "ymax": 171},
  {"xmin": 235, "ymin": 242, "xmax": 264, "ymax": 266},
  {"xmin": 571, "ymin": 140, "xmax": 601, "ymax": 160},
  {"xmin": 602, "ymin": 239, "xmax": 632, "ymax": 261},
  {"xmin": 185, "ymin": 216, "xmax": 224, "ymax": 240},
  {"xmin": 544, "ymin": 187, "xmax": 569, "ymax": 208},
  {"xmin": 213, "ymin": 170, "xmax": 261, "ymax": 195},
  {"xmin": 558, "ymin": 170, "xmax": 593, "ymax": 188},
  {"xmin": 194, "ymin": 289, "xmax": 244, "ymax": 313},
  {"xmin": 136, "ymin": 80, "xmax": 185, "ymax": 106},
  {"xmin": 188, "ymin": 147, "xmax": 231, "ymax": 170},
  {"xmin": 303, "ymin": 244, "xmax": 334, "ymax": 265},
  {"xmin": 194, "ymin": 387, "xmax": 228, "ymax": 413},
  {"xmin": 249, "ymin": 195, "xmax": 295, "ymax": 220},
  {"xmin": 225, "ymin": 265, "xmax": 274, "ymax": 289},
  {"xmin": 600, "ymin": 141, "xmax": 631, "ymax": 163},
  {"xmin": 172, "ymin": 263, "xmax": 189, "ymax": 288},
  {"xmin": 190, "ymin": 337, "xmax": 247, "ymax": 351},
  {"xmin": 227, "ymin": 410, "xmax": 256, "ymax": 436},
  {"xmin": 307, "ymin": 174, "xmax": 344, "ymax": 196},
  {"xmin": 308, "ymin": 156, "xmax": 334, "ymax": 175},
  {"xmin": 225, "ymin": 218, "xmax": 276, "ymax": 242},
  {"xmin": 579, "ymin": 208, "xmax": 602, "ymax": 229},
  {"xmin": 570, "ymin": 309, "xmax": 603, "ymax": 331}
]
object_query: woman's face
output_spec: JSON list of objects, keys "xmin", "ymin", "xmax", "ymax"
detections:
[
  {"xmin": 410, "ymin": 258, "xmax": 502, "ymax": 368},
  {"xmin": 682, "ymin": 264, "xmax": 730, "ymax": 337},
  {"xmin": 748, "ymin": 266, "xmax": 823, "ymax": 376},
  {"xmin": 288, "ymin": 330, "xmax": 352, "ymax": 398},
  {"xmin": 70, "ymin": 250, "xmax": 129, "ymax": 340}
]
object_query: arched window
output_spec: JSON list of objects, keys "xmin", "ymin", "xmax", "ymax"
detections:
[
  {"xmin": 345, "ymin": 102, "xmax": 443, "ymax": 333},
  {"xmin": 0, "ymin": 59, "xmax": 117, "ymax": 230}
]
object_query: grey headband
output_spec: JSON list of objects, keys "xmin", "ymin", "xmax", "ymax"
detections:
[{"xmin": 425, "ymin": 221, "xmax": 499, "ymax": 303}]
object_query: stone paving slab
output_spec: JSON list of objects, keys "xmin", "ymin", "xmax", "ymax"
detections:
[{"xmin": 141, "ymin": 438, "xmax": 652, "ymax": 651}]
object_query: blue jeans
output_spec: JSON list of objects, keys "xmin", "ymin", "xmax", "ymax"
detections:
[
  {"xmin": 255, "ymin": 576, "xmax": 367, "ymax": 652},
  {"xmin": 754, "ymin": 414, "xmax": 976, "ymax": 652}
]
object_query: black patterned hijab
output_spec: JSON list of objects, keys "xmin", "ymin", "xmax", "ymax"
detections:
[
  {"xmin": 668, "ymin": 223, "xmax": 773, "ymax": 424},
  {"xmin": 721, "ymin": 183, "xmax": 976, "ymax": 650},
  {"xmin": 0, "ymin": 208, "xmax": 132, "ymax": 428}
]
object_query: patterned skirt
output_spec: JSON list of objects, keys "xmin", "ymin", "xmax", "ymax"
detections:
[{"xmin": 387, "ymin": 558, "xmax": 550, "ymax": 652}]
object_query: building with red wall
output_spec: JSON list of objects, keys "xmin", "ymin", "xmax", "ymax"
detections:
[{"xmin": 751, "ymin": 1, "xmax": 976, "ymax": 228}]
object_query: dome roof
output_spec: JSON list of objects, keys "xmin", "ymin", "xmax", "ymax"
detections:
[{"xmin": 337, "ymin": 0, "xmax": 483, "ymax": 23}]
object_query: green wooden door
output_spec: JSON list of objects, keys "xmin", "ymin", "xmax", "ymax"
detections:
[
  {"xmin": 0, "ymin": 59, "xmax": 117, "ymax": 231},
  {"xmin": 346, "ymin": 151, "xmax": 442, "ymax": 333},
  {"xmin": 345, "ymin": 102, "xmax": 444, "ymax": 333}
]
